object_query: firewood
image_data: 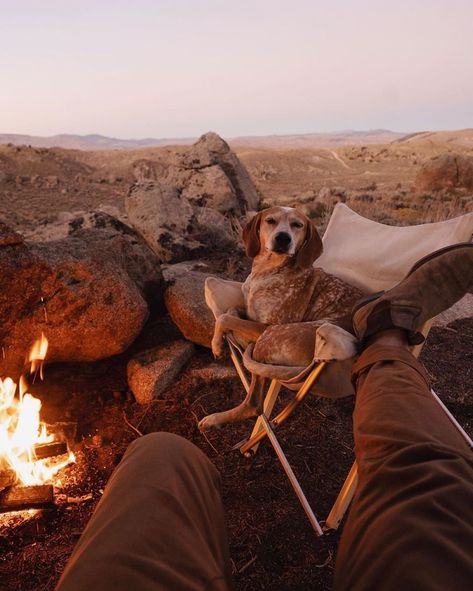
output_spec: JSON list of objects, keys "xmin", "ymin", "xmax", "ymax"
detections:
[
  {"xmin": 45, "ymin": 421, "xmax": 77, "ymax": 443},
  {"xmin": 33, "ymin": 441, "xmax": 68, "ymax": 459},
  {"xmin": 0, "ymin": 485, "xmax": 54, "ymax": 513},
  {"xmin": 0, "ymin": 468, "xmax": 16, "ymax": 491}
]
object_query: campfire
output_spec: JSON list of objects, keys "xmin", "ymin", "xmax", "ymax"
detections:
[{"xmin": 0, "ymin": 334, "xmax": 75, "ymax": 513}]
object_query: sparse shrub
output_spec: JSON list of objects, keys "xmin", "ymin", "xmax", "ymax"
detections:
[
  {"xmin": 306, "ymin": 202, "xmax": 327, "ymax": 219},
  {"xmin": 257, "ymin": 199, "xmax": 271, "ymax": 211},
  {"xmin": 354, "ymin": 193, "xmax": 374, "ymax": 203},
  {"xmin": 440, "ymin": 194, "xmax": 454, "ymax": 202},
  {"xmin": 418, "ymin": 193, "xmax": 433, "ymax": 202}
]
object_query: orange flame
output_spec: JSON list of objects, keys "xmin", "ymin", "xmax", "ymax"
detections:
[{"xmin": 0, "ymin": 334, "xmax": 75, "ymax": 486}]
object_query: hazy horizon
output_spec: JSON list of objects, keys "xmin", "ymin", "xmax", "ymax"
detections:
[{"xmin": 1, "ymin": 0, "xmax": 472, "ymax": 138}]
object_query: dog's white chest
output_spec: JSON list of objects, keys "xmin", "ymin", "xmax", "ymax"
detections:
[{"xmin": 244, "ymin": 272, "xmax": 310, "ymax": 324}]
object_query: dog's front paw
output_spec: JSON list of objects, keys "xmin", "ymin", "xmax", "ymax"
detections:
[
  {"xmin": 211, "ymin": 335, "xmax": 225, "ymax": 359},
  {"xmin": 198, "ymin": 413, "xmax": 221, "ymax": 431}
]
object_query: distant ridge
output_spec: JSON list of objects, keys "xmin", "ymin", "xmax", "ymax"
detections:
[
  {"xmin": 0, "ymin": 129, "xmax": 407, "ymax": 151},
  {"xmin": 1, "ymin": 128, "xmax": 472, "ymax": 152},
  {"xmin": 0, "ymin": 133, "xmax": 196, "ymax": 151}
]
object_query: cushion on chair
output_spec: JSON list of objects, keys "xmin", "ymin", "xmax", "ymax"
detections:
[{"xmin": 204, "ymin": 276, "xmax": 245, "ymax": 319}]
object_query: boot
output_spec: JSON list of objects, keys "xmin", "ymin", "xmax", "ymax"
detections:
[{"xmin": 352, "ymin": 243, "xmax": 473, "ymax": 344}]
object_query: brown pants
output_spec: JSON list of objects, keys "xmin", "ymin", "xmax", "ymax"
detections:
[
  {"xmin": 334, "ymin": 345, "xmax": 473, "ymax": 591},
  {"xmin": 56, "ymin": 345, "xmax": 473, "ymax": 591},
  {"xmin": 55, "ymin": 432, "xmax": 233, "ymax": 591}
]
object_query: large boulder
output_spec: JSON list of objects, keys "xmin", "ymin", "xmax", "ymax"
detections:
[
  {"xmin": 165, "ymin": 132, "xmax": 259, "ymax": 213},
  {"xmin": 126, "ymin": 182, "xmax": 205, "ymax": 263},
  {"xmin": 164, "ymin": 270, "xmax": 215, "ymax": 348},
  {"xmin": 126, "ymin": 132, "xmax": 258, "ymax": 263},
  {"xmin": 415, "ymin": 153, "xmax": 473, "ymax": 192},
  {"xmin": 0, "ymin": 218, "xmax": 163, "ymax": 377}
]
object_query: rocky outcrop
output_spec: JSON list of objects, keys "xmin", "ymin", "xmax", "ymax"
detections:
[
  {"xmin": 164, "ymin": 132, "xmax": 259, "ymax": 213},
  {"xmin": 0, "ymin": 218, "xmax": 163, "ymax": 377},
  {"xmin": 126, "ymin": 132, "xmax": 258, "ymax": 263},
  {"xmin": 415, "ymin": 153, "xmax": 473, "ymax": 192},
  {"xmin": 126, "ymin": 182, "xmax": 206, "ymax": 263},
  {"xmin": 127, "ymin": 340, "xmax": 195, "ymax": 404}
]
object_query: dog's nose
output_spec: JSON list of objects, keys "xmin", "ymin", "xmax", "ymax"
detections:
[{"xmin": 274, "ymin": 232, "xmax": 292, "ymax": 249}]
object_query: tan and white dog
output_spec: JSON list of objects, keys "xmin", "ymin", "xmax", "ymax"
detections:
[{"xmin": 199, "ymin": 206, "xmax": 363, "ymax": 431}]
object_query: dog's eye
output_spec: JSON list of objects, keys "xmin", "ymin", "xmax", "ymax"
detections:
[
  {"xmin": 291, "ymin": 221, "xmax": 303, "ymax": 229},
  {"xmin": 266, "ymin": 218, "xmax": 276, "ymax": 225}
]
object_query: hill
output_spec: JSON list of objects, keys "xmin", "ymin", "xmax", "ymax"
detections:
[
  {"xmin": 1, "ymin": 130, "xmax": 472, "ymax": 242},
  {"xmin": 0, "ymin": 129, "xmax": 410, "ymax": 151}
]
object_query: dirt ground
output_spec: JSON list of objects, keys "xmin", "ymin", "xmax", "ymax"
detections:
[{"xmin": 1, "ymin": 313, "xmax": 471, "ymax": 591}]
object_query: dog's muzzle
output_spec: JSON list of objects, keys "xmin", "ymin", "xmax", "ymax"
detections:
[{"xmin": 273, "ymin": 231, "xmax": 292, "ymax": 253}]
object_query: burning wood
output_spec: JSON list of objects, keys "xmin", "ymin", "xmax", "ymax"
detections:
[
  {"xmin": 33, "ymin": 441, "xmax": 68, "ymax": 459},
  {"xmin": 0, "ymin": 334, "xmax": 75, "ymax": 506},
  {"xmin": 0, "ymin": 484, "xmax": 54, "ymax": 513},
  {"xmin": 0, "ymin": 467, "xmax": 16, "ymax": 491}
]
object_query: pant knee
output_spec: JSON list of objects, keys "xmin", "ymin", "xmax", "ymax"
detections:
[
  {"xmin": 124, "ymin": 432, "xmax": 219, "ymax": 481},
  {"xmin": 128, "ymin": 431, "xmax": 189, "ymax": 453}
]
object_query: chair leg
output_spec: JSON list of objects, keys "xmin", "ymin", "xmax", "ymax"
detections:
[
  {"xmin": 237, "ymin": 362, "xmax": 327, "ymax": 455},
  {"xmin": 229, "ymin": 344, "xmax": 251, "ymax": 393},
  {"xmin": 325, "ymin": 461, "xmax": 359, "ymax": 530},
  {"xmin": 260, "ymin": 414, "xmax": 324, "ymax": 536},
  {"xmin": 244, "ymin": 380, "xmax": 281, "ymax": 456},
  {"xmin": 431, "ymin": 389, "xmax": 473, "ymax": 450}
]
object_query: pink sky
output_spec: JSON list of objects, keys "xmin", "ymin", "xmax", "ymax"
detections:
[{"xmin": 1, "ymin": 0, "xmax": 472, "ymax": 138}]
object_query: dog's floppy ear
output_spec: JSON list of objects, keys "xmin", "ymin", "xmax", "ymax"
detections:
[
  {"xmin": 296, "ymin": 219, "xmax": 323, "ymax": 269},
  {"xmin": 242, "ymin": 212, "xmax": 263, "ymax": 258}
]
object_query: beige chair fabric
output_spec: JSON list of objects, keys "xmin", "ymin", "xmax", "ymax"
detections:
[{"xmin": 317, "ymin": 204, "xmax": 473, "ymax": 293}]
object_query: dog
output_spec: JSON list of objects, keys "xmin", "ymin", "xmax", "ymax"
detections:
[{"xmin": 199, "ymin": 206, "xmax": 363, "ymax": 431}]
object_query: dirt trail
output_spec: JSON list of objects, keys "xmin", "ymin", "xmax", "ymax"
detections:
[{"xmin": 327, "ymin": 149, "xmax": 352, "ymax": 170}]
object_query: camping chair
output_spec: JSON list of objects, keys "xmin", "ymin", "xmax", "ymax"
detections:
[{"xmin": 205, "ymin": 203, "xmax": 473, "ymax": 536}]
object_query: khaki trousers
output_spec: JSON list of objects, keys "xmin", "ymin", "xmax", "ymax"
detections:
[
  {"xmin": 334, "ymin": 344, "xmax": 473, "ymax": 591},
  {"xmin": 55, "ymin": 432, "xmax": 233, "ymax": 591},
  {"xmin": 56, "ymin": 345, "xmax": 473, "ymax": 591}
]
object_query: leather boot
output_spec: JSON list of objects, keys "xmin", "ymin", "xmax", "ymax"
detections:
[{"xmin": 352, "ymin": 242, "xmax": 473, "ymax": 344}]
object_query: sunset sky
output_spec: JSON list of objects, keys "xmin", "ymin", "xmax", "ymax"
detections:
[{"xmin": 1, "ymin": 0, "xmax": 472, "ymax": 138}]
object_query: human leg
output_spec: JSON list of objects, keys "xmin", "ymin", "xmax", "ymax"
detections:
[
  {"xmin": 334, "ymin": 331, "xmax": 473, "ymax": 591},
  {"xmin": 56, "ymin": 432, "xmax": 233, "ymax": 591}
]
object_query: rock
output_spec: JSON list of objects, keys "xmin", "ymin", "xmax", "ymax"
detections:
[
  {"xmin": 126, "ymin": 132, "xmax": 258, "ymax": 263},
  {"xmin": 127, "ymin": 340, "xmax": 195, "ymax": 404},
  {"xmin": 164, "ymin": 271, "xmax": 215, "ymax": 348},
  {"xmin": 0, "ymin": 218, "xmax": 164, "ymax": 377},
  {"xmin": 180, "ymin": 165, "xmax": 236, "ymax": 211},
  {"xmin": 21, "ymin": 207, "xmax": 130, "ymax": 243},
  {"xmin": 415, "ymin": 153, "xmax": 473, "ymax": 192},
  {"xmin": 167, "ymin": 132, "xmax": 259, "ymax": 213},
  {"xmin": 0, "ymin": 221, "xmax": 23, "ymax": 246},
  {"xmin": 126, "ymin": 181, "xmax": 204, "ymax": 263},
  {"xmin": 186, "ymin": 363, "xmax": 236, "ymax": 381}
]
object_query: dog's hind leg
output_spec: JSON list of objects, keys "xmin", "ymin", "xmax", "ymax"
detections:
[{"xmin": 198, "ymin": 374, "xmax": 267, "ymax": 431}]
